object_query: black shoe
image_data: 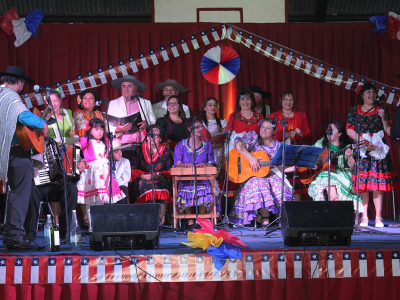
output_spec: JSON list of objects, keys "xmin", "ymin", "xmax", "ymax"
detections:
[{"xmin": 4, "ymin": 241, "xmax": 38, "ymax": 251}]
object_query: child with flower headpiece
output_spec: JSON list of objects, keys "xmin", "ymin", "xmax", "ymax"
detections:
[
  {"xmin": 73, "ymin": 89, "xmax": 106, "ymax": 138},
  {"xmin": 76, "ymin": 118, "xmax": 125, "ymax": 226}
]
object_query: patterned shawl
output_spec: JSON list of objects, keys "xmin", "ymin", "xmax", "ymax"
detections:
[{"xmin": 0, "ymin": 86, "xmax": 28, "ymax": 181}]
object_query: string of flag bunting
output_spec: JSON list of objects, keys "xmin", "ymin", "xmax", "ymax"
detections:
[
  {"xmin": 21, "ymin": 23, "xmax": 400, "ymax": 108},
  {"xmin": 21, "ymin": 24, "xmax": 227, "ymax": 108},
  {"xmin": 224, "ymin": 24, "xmax": 400, "ymax": 106},
  {"xmin": 0, "ymin": 249, "xmax": 399, "ymax": 284}
]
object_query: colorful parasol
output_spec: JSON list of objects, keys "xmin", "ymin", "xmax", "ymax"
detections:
[{"xmin": 201, "ymin": 45, "xmax": 240, "ymax": 85}]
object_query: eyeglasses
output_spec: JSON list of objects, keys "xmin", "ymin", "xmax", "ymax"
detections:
[
  {"xmin": 282, "ymin": 98, "xmax": 294, "ymax": 102},
  {"xmin": 153, "ymin": 134, "xmax": 162, "ymax": 138},
  {"xmin": 167, "ymin": 102, "xmax": 180, "ymax": 107},
  {"xmin": 193, "ymin": 125, "xmax": 202, "ymax": 130},
  {"xmin": 206, "ymin": 104, "xmax": 219, "ymax": 108}
]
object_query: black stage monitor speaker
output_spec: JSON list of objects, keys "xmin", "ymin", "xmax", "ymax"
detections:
[
  {"xmin": 89, "ymin": 204, "xmax": 161, "ymax": 251},
  {"xmin": 281, "ymin": 201, "xmax": 354, "ymax": 246}
]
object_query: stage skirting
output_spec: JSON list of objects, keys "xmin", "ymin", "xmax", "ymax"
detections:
[{"xmin": 0, "ymin": 249, "xmax": 399, "ymax": 284}]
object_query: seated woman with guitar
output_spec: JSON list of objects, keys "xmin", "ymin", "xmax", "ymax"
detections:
[
  {"xmin": 307, "ymin": 121, "xmax": 361, "ymax": 211},
  {"xmin": 229, "ymin": 118, "xmax": 293, "ymax": 227}
]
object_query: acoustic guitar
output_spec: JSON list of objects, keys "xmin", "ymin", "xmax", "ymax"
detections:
[
  {"xmin": 15, "ymin": 105, "xmax": 52, "ymax": 154},
  {"xmin": 228, "ymin": 149, "xmax": 272, "ymax": 183},
  {"xmin": 298, "ymin": 141, "xmax": 367, "ymax": 184}
]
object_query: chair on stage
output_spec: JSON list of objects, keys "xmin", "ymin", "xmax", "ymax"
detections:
[{"xmin": 171, "ymin": 166, "xmax": 218, "ymax": 229}]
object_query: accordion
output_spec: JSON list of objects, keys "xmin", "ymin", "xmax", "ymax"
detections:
[{"xmin": 34, "ymin": 138, "xmax": 81, "ymax": 186}]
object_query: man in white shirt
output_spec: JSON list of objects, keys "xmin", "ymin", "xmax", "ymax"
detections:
[
  {"xmin": 152, "ymin": 79, "xmax": 190, "ymax": 118},
  {"xmin": 111, "ymin": 140, "xmax": 131, "ymax": 204},
  {"xmin": 108, "ymin": 75, "xmax": 156, "ymax": 144}
]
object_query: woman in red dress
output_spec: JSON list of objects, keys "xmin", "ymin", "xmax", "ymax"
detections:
[
  {"xmin": 268, "ymin": 91, "xmax": 311, "ymax": 200},
  {"xmin": 226, "ymin": 88, "xmax": 264, "ymax": 135}
]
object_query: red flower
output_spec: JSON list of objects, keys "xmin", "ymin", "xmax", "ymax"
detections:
[
  {"xmin": 100, "ymin": 174, "xmax": 104, "ymax": 179},
  {"xmin": 355, "ymin": 85, "xmax": 363, "ymax": 96},
  {"xmin": 88, "ymin": 179, "xmax": 91, "ymax": 185}
]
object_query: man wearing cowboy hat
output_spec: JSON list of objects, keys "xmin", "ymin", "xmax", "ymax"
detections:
[
  {"xmin": 152, "ymin": 79, "xmax": 190, "ymax": 119},
  {"xmin": 0, "ymin": 66, "xmax": 48, "ymax": 250},
  {"xmin": 248, "ymin": 86, "xmax": 272, "ymax": 119},
  {"xmin": 108, "ymin": 75, "xmax": 156, "ymax": 147}
]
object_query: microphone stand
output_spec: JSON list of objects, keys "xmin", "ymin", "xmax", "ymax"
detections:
[
  {"xmin": 266, "ymin": 115, "xmax": 288, "ymax": 231},
  {"xmin": 102, "ymin": 98, "xmax": 114, "ymax": 206},
  {"xmin": 46, "ymin": 90, "xmax": 72, "ymax": 241},
  {"xmin": 217, "ymin": 102, "xmax": 254, "ymax": 231},
  {"xmin": 191, "ymin": 117, "xmax": 199, "ymax": 227},
  {"xmin": 135, "ymin": 95, "xmax": 163, "ymax": 218},
  {"xmin": 326, "ymin": 125, "xmax": 333, "ymax": 202}
]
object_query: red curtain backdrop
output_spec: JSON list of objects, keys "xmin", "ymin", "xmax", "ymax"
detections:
[
  {"xmin": 1, "ymin": 22, "xmax": 399, "ymax": 216},
  {"xmin": 1, "ymin": 278, "xmax": 400, "ymax": 300}
]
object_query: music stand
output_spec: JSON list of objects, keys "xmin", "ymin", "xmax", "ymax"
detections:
[{"xmin": 264, "ymin": 144, "xmax": 324, "ymax": 235}]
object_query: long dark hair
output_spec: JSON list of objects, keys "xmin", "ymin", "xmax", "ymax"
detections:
[
  {"xmin": 357, "ymin": 82, "xmax": 377, "ymax": 105},
  {"xmin": 200, "ymin": 97, "xmax": 223, "ymax": 131},
  {"xmin": 185, "ymin": 117, "xmax": 202, "ymax": 138},
  {"xmin": 235, "ymin": 88, "xmax": 256, "ymax": 112},
  {"xmin": 321, "ymin": 120, "xmax": 351, "ymax": 149},
  {"xmin": 165, "ymin": 95, "xmax": 185, "ymax": 119},
  {"xmin": 84, "ymin": 118, "xmax": 107, "ymax": 152}
]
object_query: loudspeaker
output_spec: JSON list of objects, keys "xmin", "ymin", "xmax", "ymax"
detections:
[
  {"xmin": 89, "ymin": 204, "xmax": 161, "ymax": 251},
  {"xmin": 281, "ymin": 201, "xmax": 354, "ymax": 246}
]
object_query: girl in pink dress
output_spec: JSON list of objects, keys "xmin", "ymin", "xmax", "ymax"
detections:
[{"xmin": 76, "ymin": 118, "xmax": 125, "ymax": 223}]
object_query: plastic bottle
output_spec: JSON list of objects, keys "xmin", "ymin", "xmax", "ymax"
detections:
[
  {"xmin": 44, "ymin": 214, "xmax": 52, "ymax": 252},
  {"xmin": 70, "ymin": 210, "xmax": 82, "ymax": 250}
]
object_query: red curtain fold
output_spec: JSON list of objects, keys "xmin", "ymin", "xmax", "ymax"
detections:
[
  {"xmin": 1, "ymin": 278, "xmax": 400, "ymax": 300},
  {"xmin": 1, "ymin": 22, "xmax": 399, "ymax": 217}
]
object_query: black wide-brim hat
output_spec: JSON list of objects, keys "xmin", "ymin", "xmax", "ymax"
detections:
[
  {"xmin": 111, "ymin": 75, "xmax": 146, "ymax": 92},
  {"xmin": 248, "ymin": 85, "xmax": 271, "ymax": 99},
  {"xmin": 0, "ymin": 66, "xmax": 35, "ymax": 83},
  {"xmin": 154, "ymin": 79, "xmax": 187, "ymax": 92}
]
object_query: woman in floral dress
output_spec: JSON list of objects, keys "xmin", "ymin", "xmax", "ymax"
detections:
[
  {"xmin": 346, "ymin": 83, "xmax": 399, "ymax": 227},
  {"xmin": 229, "ymin": 118, "xmax": 294, "ymax": 226}
]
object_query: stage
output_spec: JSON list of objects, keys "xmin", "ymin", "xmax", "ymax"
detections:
[{"xmin": 0, "ymin": 219, "xmax": 400, "ymax": 300}]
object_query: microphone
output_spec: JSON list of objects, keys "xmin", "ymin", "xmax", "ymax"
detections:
[
  {"xmin": 272, "ymin": 113, "xmax": 277, "ymax": 124},
  {"xmin": 326, "ymin": 124, "xmax": 333, "ymax": 136},
  {"xmin": 95, "ymin": 98, "xmax": 109, "ymax": 106},
  {"xmin": 33, "ymin": 85, "xmax": 58, "ymax": 93},
  {"xmin": 129, "ymin": 94, "xmax": 141, "ymax": 101},
  {"xmin": 376, "ymin": 93, "xmax": 386, "ymax": 105}
]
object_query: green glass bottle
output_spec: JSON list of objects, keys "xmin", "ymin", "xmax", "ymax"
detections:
[{"xmin": 50, "ymin": 217, "xmax": 60, "ymax": 252}]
